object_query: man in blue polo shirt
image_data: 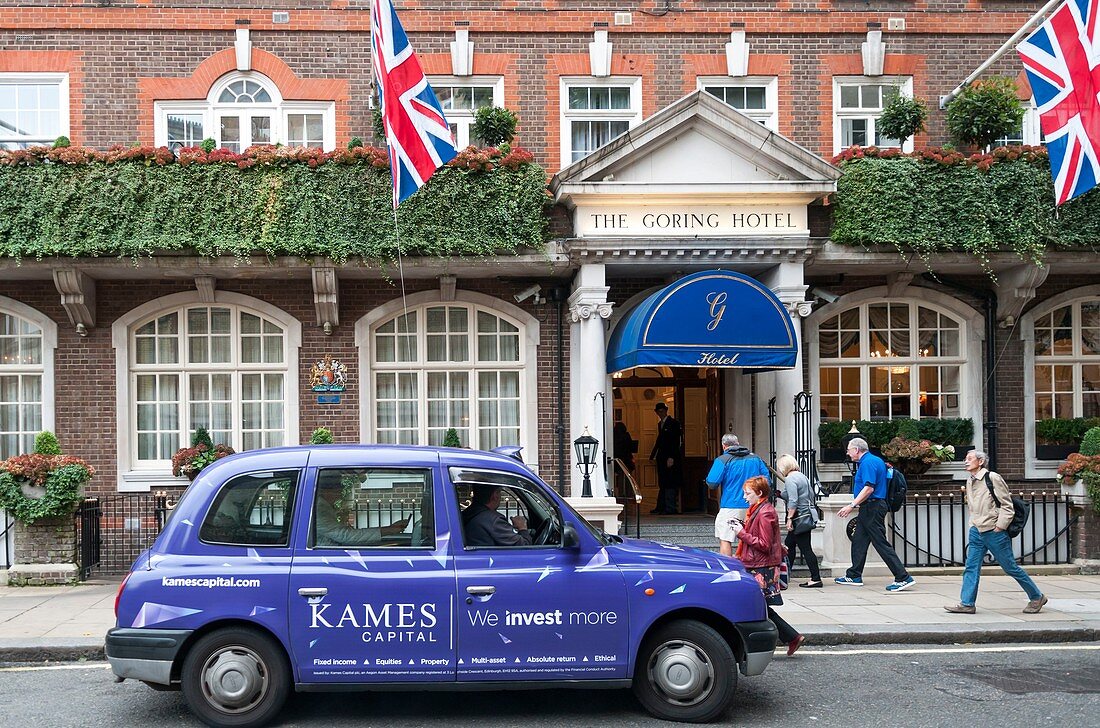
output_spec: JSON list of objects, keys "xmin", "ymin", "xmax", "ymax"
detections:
[{"xmin": 835, "ymin": 437, "xmax": 915, "ymax": 592}]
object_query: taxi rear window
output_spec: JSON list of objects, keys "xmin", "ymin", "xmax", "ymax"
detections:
[{"xmin": 199, "ymin": 469, "xmax": 299, "ymax": 546}]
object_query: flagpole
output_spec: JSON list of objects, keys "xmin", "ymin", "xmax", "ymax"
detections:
[
  {"xmin": 393, "ymin": 205, "xmax": 412, "ymax": 365},
  {"xmin": 939, "ymin": 0, "xmax": 1065, "ymax": 109}
]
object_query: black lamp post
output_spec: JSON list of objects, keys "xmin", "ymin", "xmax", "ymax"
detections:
[
  {"xmin": 840, "ymin": 420, "xmax": 864, "ymax": 476},
  {"xmin": 573, "ymin": 429, "xmax": 599, "ymax": 498}
]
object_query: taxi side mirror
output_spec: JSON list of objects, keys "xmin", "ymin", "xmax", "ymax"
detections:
[{"xmin": 562, "ymin": 522, "xmax": 580, "ymax": 548}]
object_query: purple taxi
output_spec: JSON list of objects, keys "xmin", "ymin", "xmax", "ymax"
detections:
[{"xmin": 106, "ymin": 445, "xmax": 776, "ymax": 727}]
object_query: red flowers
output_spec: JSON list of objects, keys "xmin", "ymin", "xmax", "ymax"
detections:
[
  {"xmin": 0, "ymin": 454, "xmax": 95, "ymax": 486},
  {"xmin": 832, "ymin": 144, "xmax": 1048, "ymax": 171}
]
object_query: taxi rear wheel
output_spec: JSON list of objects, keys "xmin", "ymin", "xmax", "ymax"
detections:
[
  {"xmin": 632, "ymin": 619, "xmax": 737, "ymax": 723},
  {"xmin": 180, "ymin": 627, "xmax": 290, "ymax": 728}
]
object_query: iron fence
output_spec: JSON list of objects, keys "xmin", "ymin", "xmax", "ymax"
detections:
[
  {"xmin": 889, "ymin": 492, "xmax": 1077, "ymax": 567},
  {"xmin": 76, "ymin": 493, "xmax": 171, "ymax": 579},
  {"xmin": 0, "ymin": 508, "xmax": 13, "ymax": 570}
]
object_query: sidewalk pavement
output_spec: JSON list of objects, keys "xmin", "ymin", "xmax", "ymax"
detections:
[{"xmin": 1, "ymin": 572, "xmax": 1098, "ymax": 663}]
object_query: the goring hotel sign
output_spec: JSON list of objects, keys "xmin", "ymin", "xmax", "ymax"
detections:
[{"xmin": 574, "ymin": 204, "xmax": 808, "ymax": 238}]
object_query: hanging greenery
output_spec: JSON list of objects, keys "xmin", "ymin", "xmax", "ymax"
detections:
[
  {"xmin": 831, "ymin": 145, "xmax": 1100, "ymax": 264},
  {"xmin": 0, "ymin": 454, "xmax": 94, "ymax": 523},
  {"xmin": 0, "ymin": 144, "xmax": 549, "ymax": 264}
]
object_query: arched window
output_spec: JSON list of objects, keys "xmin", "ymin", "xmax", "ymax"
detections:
[
  {"xmin": 368, "ymin": 303, "xmax": 527, "ymax": 449},
  {"xmin": 1031, "ymin": 299, "xmax": 1100, "ymax": 420},
  {"xmin": 815, "ymin": 299, "xmax": 969, "ymax": 422},
  {"xmin": 155, "ymin": 72, "xmax": 335, "ymax": 152},
  {"xmin": 115, "ymin": 292, "xmax": 301, "ymax": 488},
  {"xmin": 0, "ymin": 311, "xmax": 44, "ymax": 457}
]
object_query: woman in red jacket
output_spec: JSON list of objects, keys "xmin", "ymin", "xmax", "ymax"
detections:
[{"xmin": 731, "ymin": 475, "xmax": 805, "ymax": 656}]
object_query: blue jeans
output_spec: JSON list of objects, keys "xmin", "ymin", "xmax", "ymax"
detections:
[{"xmin": 960, "ymin": 526, "xmax": 1043, "ymax": 606}]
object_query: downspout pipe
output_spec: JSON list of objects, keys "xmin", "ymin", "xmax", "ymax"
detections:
[
  {"xmin": 547, "ymin": 286, "xmax": 569, "ymax": 494},
  {"xmin": 921, "ymin": 274, "xmax": 998, "ymax": 470}
]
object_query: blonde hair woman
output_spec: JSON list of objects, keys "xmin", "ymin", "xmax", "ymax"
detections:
[{"xmin": 776, "ymin": 454, "xmax": 822, "ymax": 588}]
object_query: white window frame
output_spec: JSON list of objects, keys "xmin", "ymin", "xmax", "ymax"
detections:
[
  {"xmin": 113, "ymin": 291, "xmax": 301, "ymax": 491},
  {"xmin": 0, "ymin": 297, "xmax": 57, "ymax": 457},
  {"xmin": 427, "ymin": 76, "xmax": 504, "ymax": 149},
  {"xmin": 559, "ymin": 76, "xmax": 642, "ymax": 168},
  {"xmin": 153, "ymin": 72, "xmax": 336, "ymax": 152},
  {"xmin": 1021, "ymin": 286, "xmax": 1100, "ymax": 478},
  {"xmin": 805, "ymin": 287, "xmax": 985, "ymax": 481},
  {"xmin": 832, "ymin": 76, "xmax": 914, "ymax": 154},
  {"xmin": 993, "ymin": 98, "xmax": 1043, "ymax": 147},
  {"xmin": 0, "ymin": 73, "xmax": 69, "ymax": 149},
  {"xmin": 356, "ymin": 290, "xmax": 541, "ymax": 473},
  {"xmin": 696, "ymin": 76, "xmax": 778, "ymax": 131}
]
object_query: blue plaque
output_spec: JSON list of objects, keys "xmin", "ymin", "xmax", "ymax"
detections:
[{"xmin": 317, "ymin": 395, "xmax": 341, "ymax": 404}]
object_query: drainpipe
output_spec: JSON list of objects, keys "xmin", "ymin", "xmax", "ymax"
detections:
[
  {"xmin": 921, "ymin": 274, "xmax": 998, "ymax": 470},
  {"xmin": 547, "ymin": 286, "xmax": 569, "ymax": 494}
]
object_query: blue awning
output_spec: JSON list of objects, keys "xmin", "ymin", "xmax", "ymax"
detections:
[{"xmin": 607, "ymin": 270, "xmax": 798, "ymax": 373}]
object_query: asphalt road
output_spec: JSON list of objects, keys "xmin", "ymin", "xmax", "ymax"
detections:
[{"xmin": 2, "ymin": 643, "xmax": 1098, "ymax": 727}]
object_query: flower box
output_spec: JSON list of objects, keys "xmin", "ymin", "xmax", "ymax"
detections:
[{"xmin": 1037, "ymin": 444, "xmax": 1077, "ymax": 461}]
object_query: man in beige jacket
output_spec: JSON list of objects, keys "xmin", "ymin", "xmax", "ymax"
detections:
[{"xmin": 944, "ymin": 450, "xmax": 1047, "ymax": 615}]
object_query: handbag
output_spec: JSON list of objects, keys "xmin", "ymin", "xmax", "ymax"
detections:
[
  {"xmin": 790, "ymin": 510, "xmax": 815, "ymax": 536},
  {"xmin": 749, "ymin": 565, "xmax": 784, "ymax": 606}
]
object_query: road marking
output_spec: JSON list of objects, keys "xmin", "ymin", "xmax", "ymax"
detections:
[
  {"xmin": 789, "ymin": 644, "xmax": 1100, "ymax": 656},
  {"xmin": 0, "ymin": 663, "xmax": 110, "ymax": 673}
]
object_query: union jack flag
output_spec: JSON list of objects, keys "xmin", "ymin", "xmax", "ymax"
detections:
[
  {"xmin": 371, "ymin": 0, "xmax": 458, "ymax": 207},
  {"xmin": 1018, "ymin": 0, "xmax": 1100, "ymax": 204}
]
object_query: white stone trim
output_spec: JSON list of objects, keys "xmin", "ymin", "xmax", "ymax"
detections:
[
  {"xmin": 111, "ymin": 291, "xmax": 302, "ymax": 492},
  {"xmin": 1020, "ymin": 284, "xmax": 1100, "ymax": 479},
  {"xmin": 804, "ymin": 286, "xmax": 985, "ymax": 472},
  {"xmin": 354, "ymin": 290, "xmax": 541, "ymax": 472},
  {"xmin": 0, "ymin": 296, "xmax": 58, "ymax": 437}
]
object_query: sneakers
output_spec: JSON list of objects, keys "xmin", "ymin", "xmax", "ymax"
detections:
[
  {"xmin": 1023, "ymin": 595, "xmax": 1049, "ymax": 614},
  {"xmin": 787, "ymin": 634, "xmax": 805, "ymax": 657},
  {"xmin": 834, "ymin": 576, "xmax": 863, "ymax": 586},
  {"xmin": 944, "ymin": 603, "xmax": 976, "ymax": 614},
  {"xmin": 886, "ymin": 576, "xmax": 916, "ymax": 592}
]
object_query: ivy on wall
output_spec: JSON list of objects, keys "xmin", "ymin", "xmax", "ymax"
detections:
[
  {"xmin": 0, "ymin": 145, "xmax": 549, "ymax": 264},
  {"xmin": 830, "ymin": 146, "xmax": 1100, "ymax": 266}
]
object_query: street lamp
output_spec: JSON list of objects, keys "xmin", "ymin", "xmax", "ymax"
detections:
[
  {"xmin": 573, "ymin": 428, "xmax": 599, "ymax": 498},
  {"xmin": 841, "ymin": 420, "xmax": 864, "ymax": 476}
]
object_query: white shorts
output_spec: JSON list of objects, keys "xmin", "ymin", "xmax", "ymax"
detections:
[{"xmin": 715, "ymin": 507, "xmax": 749, "ymax": 543}]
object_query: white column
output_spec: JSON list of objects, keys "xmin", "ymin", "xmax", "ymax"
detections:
[
  {"xmin": 758, "ymin": 262, "xmax": 810, "ymax": 462},
  {"xmin": 567, "ymin": 263, "xmax": 613, "ymax": 498}
]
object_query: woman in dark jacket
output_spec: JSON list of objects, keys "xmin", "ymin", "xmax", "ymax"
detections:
[{"xmin": 731, "ymin": 475, "xmax": 805, "ymax": 656}]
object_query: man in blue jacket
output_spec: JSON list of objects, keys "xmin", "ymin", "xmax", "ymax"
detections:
[
  {"xmin": 706, "ymin": 434, "xmax": 770, "ymax": 557},
  {"xmin": 835, "ymin": 437, "xmax": 915, "ymax": 592}
]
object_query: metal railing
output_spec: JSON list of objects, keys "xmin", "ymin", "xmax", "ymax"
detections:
[
  {"xmin": 0, "ymin": 508, "xmax": 14, "ymax": 570},
  {"xmin": 76, "ymin": 493, "xmax": 171, "ymax": 579},
  {"xmin": 889, "ymin": 492, "xmax": 1077, "ymax": 567},
  {"xmin": 612, "ymin": 458, "xmax": 643, "ymax": 539}
]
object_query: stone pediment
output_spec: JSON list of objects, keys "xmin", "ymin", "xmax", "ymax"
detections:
[{"xmin": 550, "ymin": 90, "xmax": 840, "ymax": 206}]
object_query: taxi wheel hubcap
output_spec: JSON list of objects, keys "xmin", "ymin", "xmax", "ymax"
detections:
[
  {"xmin": 648, "ymin": 639, "xmax": 714, "ymax": 706},
  {"xmin": 200, "ymin": 645, "xmax": 269, "ymax": 714}
]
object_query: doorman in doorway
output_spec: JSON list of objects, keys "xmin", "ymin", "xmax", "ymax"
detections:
[{"xmin": 650, "ymin": 402, "xmax": 683, "ymax": 514}]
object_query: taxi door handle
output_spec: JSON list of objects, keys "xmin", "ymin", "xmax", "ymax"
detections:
[
  {"xmin": 298, "ymin": 587, "xmax": 328, "ymax": 598},
  {"xmin": 466, "ymin": 585, "xmax": 496, "ymax": 596}
]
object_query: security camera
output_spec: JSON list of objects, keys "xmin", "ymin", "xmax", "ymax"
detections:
[
  {"xmin": 810, "ymin": 286, "xmax": 840, "ymax": 304},
  {"xmin": 514, "ymin": 284, "xmax": 542, "ymax": 304}
]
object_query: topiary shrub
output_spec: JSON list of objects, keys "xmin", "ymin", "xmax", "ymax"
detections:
[
  {"xmin": 347, "ymin": 137, "xmax": 364, "ymax": 150},
  {"xmin": 442, "ymin": 427, "xmax": 462, "ymax": 448},
  {"xmin": 200, "ymin": 137, "xmax": 217, "ymax": 153},
  {"xmin": 191, "ymin": 427, "xmax": 214, "ymax": 449},
  {"xmin": 472, "ymin": 106, "xmax": 518, "ymax": 147},
  {"xmin": 310, "ymin": 427, "xmax": 335, "ymax": 445},
  {"xmin": 52, "ymin": 136, "xmax": 71, "ymax": 149},
  {"xmin": 945, "ymin": 77, "xmax": 1025, "ymax": 150},
  {"xmin": 33, "ymin": 431, "xmax": 62, "ymax": 455},
  {"xmin": 1080, "ymin": 426, "xmax": 1100, "ymax": 456},
  {"xmin": 877, "ymin": 93, "xmax": 928, "ymax": 144}
]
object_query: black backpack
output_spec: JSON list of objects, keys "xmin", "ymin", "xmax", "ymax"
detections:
[
  {"xmin": 885, "ymin": 465, "xmax": 907, "ymax": 513},
  {"xmin": 985, "ymin": 479, "xmax": 1031, "ymax": 539}
]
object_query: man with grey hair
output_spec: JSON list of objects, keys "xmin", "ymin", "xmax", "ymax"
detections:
[
  {"xmin": 706, "ymin": 433, "xmax": 769, "ymax": 557},
  {"xmin": 835, "ymin": 437, "xmax": 915, "ymax": 591},
  {"xmin": 945, "ymin": 449, "xmax": 1047, "ymax": 614}
]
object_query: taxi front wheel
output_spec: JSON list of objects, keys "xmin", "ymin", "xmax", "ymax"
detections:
[
  {"xmin": 633, "ymin": 619, "xmax": 737, "ymax": 723},
  {"xmin": 181, "ymin": 626, "xmax": 291, "ymax": 728}
]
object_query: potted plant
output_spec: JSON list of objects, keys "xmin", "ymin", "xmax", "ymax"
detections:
[
  {"xmin": 471, "ymin": 106, "xmax": 518, "ymax": 148},
  {"xmin": 944, "ymin": 76, "xmax": 1026, "ymax": 151},
  {"xmin": 442, "ymin": 427, "xmax": 463, "ymax": 448},
  {"xmin": 0, "ymin": 431, "xmax": 94, "ymax": 585},
  {"xmin": 310, "ymin": 427, "xmax": 335, "ymax": 445},
  {"xmin": 171, "ymin": 427, "xmax": 235, "ymax": 481},
  {"xmin": 877, "ymin": 92, "xmax": 928, "ymax": 146},
  {"xmin": 881, "ymin": 436, "xmax": 955, "ymax": 476},
  {"xmin": 1057, "ymin": 426, "xmax": 1100, "ymax": 501},
  {"xmin": 1035, "ymin": 417, "xmax": 1099, "ymax": 460}
]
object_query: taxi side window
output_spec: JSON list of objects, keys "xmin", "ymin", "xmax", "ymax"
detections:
[
  {"xmin": 451, "ymin": 467, "xmax": 563, "ymax": 548},
  {"xmin": 312, "ymin": 468, "xmax": 433, "ymax": 549},
  {"xmin": 199, "ymin": 469, "xmax": 299, "ymax": 546}
]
